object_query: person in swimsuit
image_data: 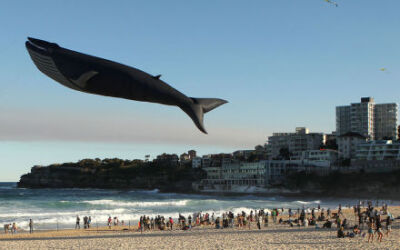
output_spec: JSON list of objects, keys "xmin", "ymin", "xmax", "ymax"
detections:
[
  {"xmin": 376, "ymin": 215, "xmax": 383, "ymax": 242},
  {"xmin": 386, "ymin": 215, "xmax": 392, "ymax": 236},
  {"xmin": 367, "ymin": 222, "xmax": 374, "ymax": 243}
]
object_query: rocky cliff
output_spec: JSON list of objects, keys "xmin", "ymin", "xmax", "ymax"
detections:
[
  {"xmin": 18, "ymin": 158, "xmax": 206, "ymax": 192},
  {"xmin": 18, "ymin": 158, "xmax": 400, "ymax": 199}
]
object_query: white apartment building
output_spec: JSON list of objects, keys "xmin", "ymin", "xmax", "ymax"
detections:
[
  {"xmin": 203, "ymin": 166, "xmax": 221, "ymax": 180},
  {"xmin": 337, "ymin": 132, "xmax": 367, "ymax": 159},
  {"xmin": 336, "ymin": 97, "xmax": 398, "ymax": 140},
  {"xmin": 267, "ymin": 127, "xmax": 324, "ymax": 159},
  {"xmin": 356, "ymin": 140, "xmax": 400, "ymax": 160},
  {"xmin": 200, "ymin": 162, "xmax": 266, "ymax": 188},
  {"xmin": 220, "ymin": 162, "xmax": 266, "ymax": 186},
  {"xmin": 290, "ymin": 149, "xmax": 338, "ymax": 167}
]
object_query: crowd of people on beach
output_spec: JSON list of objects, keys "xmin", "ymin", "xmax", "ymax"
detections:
[
  {"xmin": 108, "ymin": 201, "xmax": 394, "ymax": 244},
  {"xmin": 2, "ymin": 200, "xmax": 397, "ymax": 244},
  {"xmin": 333, "ymin": 202, "xmax": 394, "ymax": 243}
]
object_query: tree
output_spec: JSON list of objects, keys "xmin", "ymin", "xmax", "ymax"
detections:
[{"xmin": 279, "ymin": 148, "xmax": 291, "ymax": 160}]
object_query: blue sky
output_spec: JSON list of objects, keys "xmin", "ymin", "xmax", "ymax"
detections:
[{"xmin": 1, "ymin": 0, "xmax": 399, "ymax": 181}]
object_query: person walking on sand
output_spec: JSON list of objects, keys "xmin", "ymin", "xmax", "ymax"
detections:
[
  {"xmin": 4, "ymin": 224, "xmax": 10, "ymax": 234},
  {"xmin": 75, "ymin": 215, "xmax": 80, "ymax": 229},
  {"xmin": 83, "ymin": 216, "xmax": 88, "ymax": 229},
  {"xmin": 272, "ymin": 209, "xmax": 276, "ymax": 224},
  {"xmin": 11, "ymin": 222, "xmax": 17, "ymax": 234},
  {"xmin": 385, "ymin": 215, "xmax": 392, "ymax": 236},
  {"xmin": 108, "ymin": 216, "xmax": 112, "ymax": 229},
  {"xmin": 336, "ymin": 216, "xmax": 341, "ymax": 229},
  {"xmin": 139, "ymin": 216, "xmax": 144, "ymax": 233},
  {"xmin": 88, "ymin": 216, "xmax": 91, "ymax": 228},
  {"xmin": 367, "ymin": 221, "xmax": 374, "ymax": 243},
  {"xmin": 29, "ymin": 219, "xmax": 33, "ymax": 234},
  {"xmin": 150, "ymin": 217, "xmax": 154, "ymax": 230},
  {"xmin": 376, "ymin": 215, "xmax": 384, "ymax": 242},
  {"xmin": 169, "ymin": 217, "xmax": 174, "ymax": 230},
  {"xmin": 264, "ymin": 212, "xmax": 269, "ymax": 227}
]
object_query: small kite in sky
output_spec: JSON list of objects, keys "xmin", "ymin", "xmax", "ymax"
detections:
[
  {"xmin": 379, "ymin": 68, "xmax": 390, "ymax": 74},
  {"xmin": 324, "ymin": 0, "xmax": 338, "ymax": 7}
]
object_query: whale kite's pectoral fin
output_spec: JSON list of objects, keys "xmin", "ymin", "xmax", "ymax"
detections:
[
  {"xmin": 70, "ymin": 71, "xmax": 99, "ymax": 89},
  {"xmin": 153, "ymin": 74, "xmax": 161, "ymax": 80}
]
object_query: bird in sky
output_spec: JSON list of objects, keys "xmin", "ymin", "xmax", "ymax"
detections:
[{"xmin": 324, "ymin": 0, "xmax": 338, "ymax": 7}]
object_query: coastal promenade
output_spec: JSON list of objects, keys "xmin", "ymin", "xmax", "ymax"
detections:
[{"xmin": 1, "ymin": 207, "xmax": 399, "ymax": 249}]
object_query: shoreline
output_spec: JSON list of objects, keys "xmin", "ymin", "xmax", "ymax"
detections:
[{"xmin": 12, "ymin": 186, "xmax": 400, "ymax": 201}]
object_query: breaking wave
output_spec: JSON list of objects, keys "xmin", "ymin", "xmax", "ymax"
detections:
[
  {"xmin": 80, "ymin": 199, "xmax": 189, "ymax": 207},
  {"xmin": 0, "ymin": 208, "xmax": 127, "ymax": 219},
  {"xmin": 295, "ymin": 200, "xmax": 321, "ymax": 205}
]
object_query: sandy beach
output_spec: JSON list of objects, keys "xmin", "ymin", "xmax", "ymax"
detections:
[{"xmin": 1, "ymin": 207, "xmax": 399, "ymax": 249}]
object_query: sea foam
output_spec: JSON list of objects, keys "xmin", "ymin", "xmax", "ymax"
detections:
[{"xmin": 80, "ymin": 199, "xmax": 189, "ymax": 207}]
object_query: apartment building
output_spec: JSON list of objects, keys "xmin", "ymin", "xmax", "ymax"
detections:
[
  {"xmin": 336, "ymin": 97, "xmax": 398, "ymax": 140},
  {"xmin": 356, "ymin": 140, "xmax": 400, "ymax": 160},
  {"xmin": 267, "ymin": 127, "xmax": 324, "ymax": 159}
]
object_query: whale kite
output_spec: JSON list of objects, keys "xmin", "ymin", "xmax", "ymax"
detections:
[{"xmin": 25, "ymin": 37, "xmax": 227, "ymax": 134}]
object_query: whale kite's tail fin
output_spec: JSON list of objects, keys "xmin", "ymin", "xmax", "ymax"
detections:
[
  {"xmin": 192, "ymin": 98, "xmax": 228, "ymax": 114},
  {"xmin": 181, "ymin": 98, "xmax": 228, "ymax": 134}
]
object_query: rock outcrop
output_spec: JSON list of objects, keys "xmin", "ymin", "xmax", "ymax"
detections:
[{"xmin": 18, "ymin": 158, "xmax": 206, "ymax": 192}]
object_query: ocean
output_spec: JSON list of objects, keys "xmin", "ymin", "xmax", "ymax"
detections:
[{"xmin": 0, "ymin": 182, "xmax": 398, "ymax": 231}]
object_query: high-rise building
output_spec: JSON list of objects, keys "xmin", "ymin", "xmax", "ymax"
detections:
[
  {"xmin": 374, "ymin": 103, "xmax": 398, "ymax": 140},
  {"xmin": 336, "ymin": 97, "xmax": 398, "ymax": 140},
  {"xmin": 336, "ymin": 105, "xmax": 351, "ymax": 136}
]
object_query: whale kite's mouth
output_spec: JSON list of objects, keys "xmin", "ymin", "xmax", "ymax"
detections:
[
  {"xmin": 25, "ymin": 37, "xmax": 82, "ymax": 91},
  {"xmin": 27, "ymin": 38, "xmax": 46, "ymax": 51},
  {"xmin": 26, "ymin": 37, "xmax": 60, "ymax": 52}
]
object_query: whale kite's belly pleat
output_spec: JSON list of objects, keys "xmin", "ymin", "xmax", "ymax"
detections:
[{"xmin": 27, "ymin": 49, "xmax": 82, "ymax": 91}]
